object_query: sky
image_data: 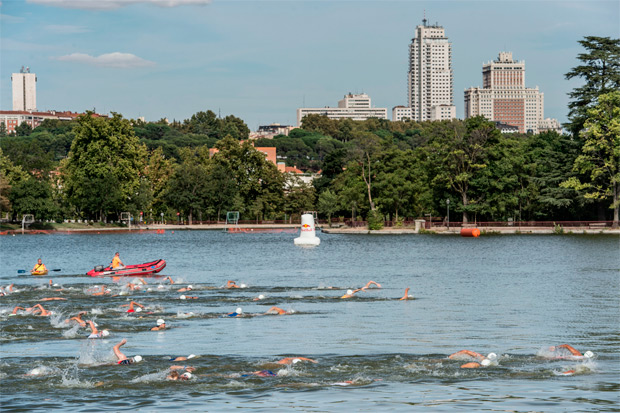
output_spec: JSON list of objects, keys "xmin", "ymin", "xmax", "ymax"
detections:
[{"xmin": 0, "ymin": 0, "xmax": 618, "ymax": 130}]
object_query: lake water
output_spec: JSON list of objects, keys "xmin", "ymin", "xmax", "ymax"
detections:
[{"xmin": 1, "ymin": 231, "xmax": 619, "ymax": 411}]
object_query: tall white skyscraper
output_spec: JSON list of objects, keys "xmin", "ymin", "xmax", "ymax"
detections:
[
  {"xmin": 405, "ymin": 18, "xmax": 455, "ymax": 122},
  {"xmin": 12, "ymin": 66, "xmax": 37, "ymax": 111}
]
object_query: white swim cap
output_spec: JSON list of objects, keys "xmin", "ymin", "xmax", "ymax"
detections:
[
  {"xmin": 102, "ymin": 330, "xmax": 109, "ymax": 337},
  {"xmin": 584, "ymin": 351, "xmax": 594, "ymax": 358},
  {"xmin": 135, "ymin": 307, "xmax": 142, "ymax": 313},
  {"xmin": 180, "ymin": 295, "xmax": 186, "ymax": 300},
  {"xmin": 487, "ymin": 353, "xmax": 497, "ymax": 361},
  {"xmin": 347, "ymin": 289, "xmax": 353, "ymax": 295},
  {"xmin": 188, "ymin": 354, "xmax": 196, "ymax": 359},
  {"xmin": 292, "ymin": 358, "xmax": 301, "ymax": 364},
  {"xmin": 133, "ymin": 355, "xmax": 142, "ymax": 363},
  {"xmin": 147, "ymin": 288, "xmax": 152, "ymax": 292},
  {"xmin": 240, "ymin": 284, "xmax": 247, "ymax": 288},
  {"xmin": 158, "ymin": 285, "xmax": 164, "ymax": 289},
  {"xmin": 181, "ymin": 372, "xmax": 192, "ymax": 379},
  {"xmin": 187, "ymin": 285, "xmax": 193, "ymax": 290},
  {"xmin": 236, "ymin": 307, "xmax": 242, "ymax": 314},
  {"xmin": 258, "ymin": 294, "xmax": 265, "ymax": 300},
  {"xmin": 105, "ymin": 289, "xmax": 111, "ymax": 293},
  {"xmin": 157, "ymin": 319, "xmax": 165, "ymax": 326},
  {"xmin": 481, "ymin": 358, "xmax": 491, "ymax": 366}
]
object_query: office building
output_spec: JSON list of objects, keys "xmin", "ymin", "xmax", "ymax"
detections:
[
  {"xmin": 296, "ymin": 93, "xmax": 387, "ymax": 126},
  {"xmin": 12, "ymin": 66, "xmax": 37, "ymax": 111},
  {"xmin": 403, "ymin": 18, "xmax": 455, "ymax": 122},
  {"xmin": 464, "ymin": 52, "xmax": 551, "ymax": 134}
]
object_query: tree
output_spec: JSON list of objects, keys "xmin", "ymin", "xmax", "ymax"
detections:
[
  {"xmin": 204, "ymin": 162, "xmax": 238, "ymax": 221},
  {"xmin": 14, "ymin": 121, "xmax": 32, "ymax": 137},
  {"xmin": 565, "ymin": 37, "xmax": 620, "ymax": 135},
  {"xmin": 430, "ymin": 117, "xmax": 500, "ymax": 223},
  {"xmin": 145, "ymin": 147, "xmax": 176, "ymax": 215},
  {"xmin": 164, "ymin": 146, "xmax": 211, "ymax": 224},
  {"xmin": 561, "ymin": 91, "xmax": 620, "ymax": 227},
  {"xmin": 348, "ymin": 131, "xmax": 382, "ymax": 211},
  {"xmin": 61, "ymin": 112, "xmax": 147, "ymax": 220},
  {"xmin": 318, "ymin": 188, "xmax": 340, "ymax": 224},
  {"xmin": 8, "ymin": 177, "xmax": 57, "ymax": 220},
  {"xmin": 283, "ymin": 176, "xmax": 316, "ymax": 221}
]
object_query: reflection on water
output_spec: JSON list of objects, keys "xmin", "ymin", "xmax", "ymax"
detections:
[{"xmin": 0, "ymin": 232, "xmax": 618, "ymax": 411}]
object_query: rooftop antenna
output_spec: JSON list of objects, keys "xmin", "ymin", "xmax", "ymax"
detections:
[
  {"xmin": 422, "ymin": 9, "xmax": 427, "ymax": 26},
  {"xmin": 218, "ymin": 108, "xmax": 221, "ymax": 118}
]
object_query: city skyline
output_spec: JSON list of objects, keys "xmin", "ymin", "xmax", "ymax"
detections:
[{"xmin": 1, "ymin": 0, "xmax": 618, "ymax": 130}]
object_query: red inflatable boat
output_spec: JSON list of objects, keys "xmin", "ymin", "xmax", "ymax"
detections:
[{"xmin": 86, "ymin": 259, "xmax": 166, "ymax": 277}]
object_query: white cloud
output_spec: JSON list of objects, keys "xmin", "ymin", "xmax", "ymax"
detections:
[
  {"xmin": 27, "ymin": 0, "xmax": 211, "ymax": 10},
  {"xmin": 45, "ymin": 24, "xmax": 90, "ymax": 34},
  {"xmin": 57, "ymin": 52, "xmax": 155, "ymax": 68}
]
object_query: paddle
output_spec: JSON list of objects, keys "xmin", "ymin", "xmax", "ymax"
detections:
[{"xmin": 17, "ymin": 269, "xmax": 61, "ymax": 274}]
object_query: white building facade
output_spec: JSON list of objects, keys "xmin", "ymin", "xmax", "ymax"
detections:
[
  {"xmin": 297, "ymin": 93, "xmax": 387, "ymax": 126},
  {"xmin": 464, "ymin": 52, "xmax": 549, "ymax": 134},
  {"xmin": 12, "ymin": 67, "xmax": 37, "ymax": 111},
  {"xmin": 405, "ymin": 19, "xmax": 455, "ymax": 122}
]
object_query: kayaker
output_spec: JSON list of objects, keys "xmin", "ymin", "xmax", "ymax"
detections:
[
  {"xmin": 111, "ymin": 252, "xmax": 126, "ymax": 270},
  {"xmin": 31, "ymin": 259, "xmax": 47, "ymax": 275}
]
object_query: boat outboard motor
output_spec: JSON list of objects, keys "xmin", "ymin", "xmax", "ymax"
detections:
[{"xmin": 94, "ymin": 265, "xmax": 104, "ymax": 272}]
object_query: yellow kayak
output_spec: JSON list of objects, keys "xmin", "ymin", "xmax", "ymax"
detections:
[{"xmin": 31, "ymin": 270, "xmax": 48, "ymax": 276}]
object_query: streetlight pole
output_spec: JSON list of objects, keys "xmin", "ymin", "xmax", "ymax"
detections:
[{"xmin": 447, "ymin": 199, "xmax": 450, "ymax": 230}]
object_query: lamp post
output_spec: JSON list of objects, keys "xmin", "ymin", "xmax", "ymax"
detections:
[{"xmin": 446, "ymin": 199, "xmax": 450, "ymax": 230}]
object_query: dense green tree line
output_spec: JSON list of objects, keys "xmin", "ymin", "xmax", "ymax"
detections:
[{"xmin": 0, "ymin": 36, "xmax": 617, "ymax": 226}]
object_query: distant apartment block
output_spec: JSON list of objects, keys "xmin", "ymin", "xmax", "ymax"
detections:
[
  {"xmin": 464, "ymin": 52, "xmax": 554, "ymax": 134},
  {"xmin": 296, "ymin": 93, "xmax": 387, "ymax": 127},
  {"xmin": 538, "ymin": 118, "xmax": 563, "ymax": 134},
  {"xmin": 249, "ymin": 123, "xmax": 296, "ymax": 139},
  {"xmin": 12, "ymin": 66, "xmax": 37, "ymax": 111},
  {"xmin": 0, "ymin": 110, "xmax": 106, "ymax": 135},
  {"xmin": 405, "ymin": 18, "xmax": 455, "ymax": 122}
]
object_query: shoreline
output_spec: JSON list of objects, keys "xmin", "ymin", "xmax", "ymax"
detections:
[{"xmin": 1, "ymin": 223, "xmax": 618, "ymax": 235}]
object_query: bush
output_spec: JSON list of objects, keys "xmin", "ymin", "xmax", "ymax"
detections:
[{"xmin": 367, "ymin": 210, "xmax": 384, "ymax": 230}]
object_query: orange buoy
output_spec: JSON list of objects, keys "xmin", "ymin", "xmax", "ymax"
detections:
[{"xmin": 460, "ymin": 228, "xmax": 480, "ymax": 237}]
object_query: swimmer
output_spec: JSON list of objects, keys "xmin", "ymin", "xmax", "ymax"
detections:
[
  {"xmin": 113, "ymin": 339, "xmax": 142, "ymax": 365},
  {"xmin": 226, "ymin": 280, "xmax": 240, "ymax": 289},
  {"xmin": 399, "ymin": 287, "xmax": 413, "ymax": 300},
  {"xmin": 65, "ymin": 311, "xmax": 88, "ymax": 327},
  {"xmin": 39, "ymin": 297, "xmax": 67, "ymax": 301},
  {"xmin": 449, "ymin": 350, "xmax": 497, "ymax": 368},
  {"xmin": 177, "ymin": 285, "xmax": 193, "ymax": 292},
  {"xmin": 86, "ymin": 320, "xmax": 110, "ymax": 339},
  {"xmin": 163, "ymin": 276, "xmax": 175, "ymax": 284},
  {"xmin": 169, "ymin": 354, "xmax": 196, "ymax": 362},
  {"xmin": 121, "ymin": 301, "xmax": 145, "ymax": 313},
  {"xmin": 361, "ymin": 280, "xmax": 382, "ymax": 290},
  {"xmin": 170, "ymin": 365, "xmax": 196, "ymax": 372},
  {"xmin": 226, "ymin": 307, "xmax": 243, "ymax": 317},
  {"xmin": 340, "ymin": 288, "xmax": 362, "ymax": 299},
  {"xmin": 253, "ymin": 294, "xmax": 266, "ymax": 301},
  {"xmin": 91, "ymin": 285, "xmax": 112, "ymax": 296},
  {"xmin": 179, "ymin": 295, "xmax": 198, "ymax": 300},
  {"xmin": 151, "ymin": 319, "xmax": 166, "ymax": 331},
  {"xmin": 10, "ymin": 306, "xmax": 26, "ymax": 315},
  {"xmin": 167, "ymin": 370, "xmax": 193, "ymax": 380},
  {"xmin": 276, "ymin": 357, "xmax": 318, "ymax": 365},
  {"xmin": 547, "ymin": 344, "xmax": 594, "ymax": 360},
  {"xmin": 243, "ymin": 370, "xmax": 277, "ymax": 377},
  {"xmin": 31, "ymin": 304, "xmax": 53, "ymax": 316},
  {"xmin": 264, "ymin": 306, "xmax": 288, "ymax": 315}
]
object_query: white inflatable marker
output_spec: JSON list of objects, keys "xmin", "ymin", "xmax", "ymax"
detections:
[{"xmin": 294, "ymin": 214, "xmax": 320, "ymax": 246}]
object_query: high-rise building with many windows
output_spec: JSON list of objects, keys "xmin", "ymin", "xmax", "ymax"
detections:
[
  {"xmin": 12, "ymin": 66, "xmax": 37, "ymax": 111},
  {"xmin": 464, "ymin": 52, "xmax": 548, "ymax": 134},
  {"xmin": 398, "ymin": 18, "xmax": 455, "ymax": 122}
]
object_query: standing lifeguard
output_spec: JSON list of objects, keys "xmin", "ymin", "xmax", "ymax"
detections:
[{"xmin": 111, "ymin": 252, "xmax": 126, "ymax": 269}]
